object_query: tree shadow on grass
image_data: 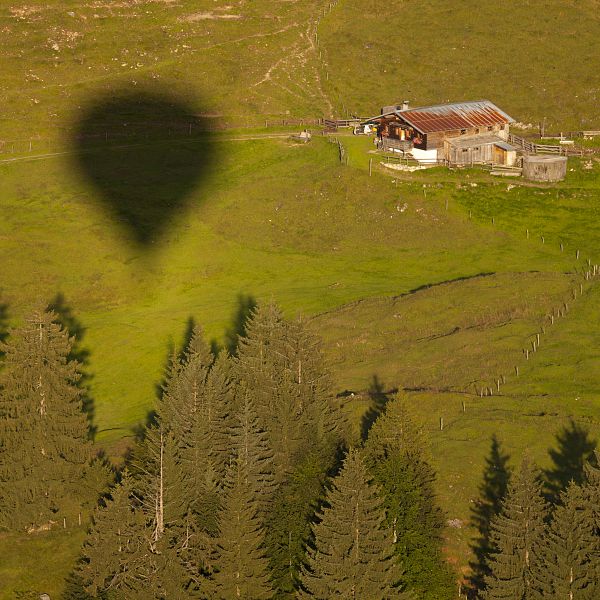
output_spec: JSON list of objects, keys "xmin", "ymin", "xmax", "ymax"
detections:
[
  {"xmin": 222, "ymin": 293, "xmax": 257, "ymax": 356},
  {"xmin": 468, "ymin": 435, "xmax": 511, "ymax": 595},
  {"xmin": 360, "ymin": 374, "xmax": 398, "ymax": 441},
  {"xmin": 131, "ymin": 409, "xmax": 159, "ymax": 445},
  {"xmin": 544, "ymin": 418, "xmax": 598, "ymax": 503},
  {"xmin": 152, "ymin": 315, "xmax": 197, "ymax": 402},
  {"xmin": 208, "ymin": 293, "xmax": 257, "ymax": 356},
  {"xmin": 48, "ymin": 293, "xmax": 97, "ymax": 440}
]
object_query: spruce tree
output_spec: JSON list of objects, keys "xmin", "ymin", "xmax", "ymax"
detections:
[
  {"xmin": 265, "ymin": 451, "xmax": 332, "ymax": 597},
  {"xmin": 135, "ymin": 423, "xmax": 186, "ymax": 548},
  {"xmin": 79, "ymin": 467, "xmax": 191, "ymax": 599},
  {"xmin": 483, "ymin": 456, "xmax": 548, "ymax": 600},
  {"xmin": 235, "ymin": 303, "xmax": 301, "ymax": 481},
  {"xmin": 162, "ymin": 326, "xmax": 214, "ymax": 434},
  {"xmin": 236, "ymin": 304, "xmax": 346, "ymax": 597},
  {"xmin": 78, "ymin": 469, "xmax": 150, "ymax": 596},
  {"xmin": 470, "ymin": 435, "xmax": 512, "ymax": 594},
  {"xmin": 177, "ymin": 348, "xmax": 233, "ymax": 533},
  {"xmin": 531, "ymin": 481, "xmax": 600, "ymax": 599},
  {"xmin": 298, "ymin": 449, "xmax": 408, "ymax": 600},
  {"xmin": 228, "ymin": 391, "xmax": 276, "ymax": 518},
  {"xmin": 235, "ymin": 303, "xmax": 343, "ymax": 484},
  {"xmin": 362, "ymin": 398, "xmax": 454, "ymax": 600},
  {"xmin": 582, "ymin": 451, "xmax": 600, "ymax": 533},
  {"xmin": 203, "ymin": 352, "xmax": 235, "ymax": 481},
  {"xmin": 212, "ymin": 395, "xmax": 275, "ymax": 600},
  {"xmin": 0, "ymin": 307, "xmax": 91, "ymax": 530}
]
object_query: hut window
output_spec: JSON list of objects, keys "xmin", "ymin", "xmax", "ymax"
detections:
[
  {"xmin": 460, "ymin": 129, "xmax": 466, "ymax": 135},
  {"xmin": 487, "ymin": 126, "xmax": 493, "ymax": 131},
  {"xmin": 500, "ymin": 124, "xmax": 505, "ymax": 130},
  {"xmin": 475, "ymin": 128, "xmax": 480, "ymax": 134},
  {"xmin": 462, "ymin": 148, "xmax": 468, "ymax": 153}
]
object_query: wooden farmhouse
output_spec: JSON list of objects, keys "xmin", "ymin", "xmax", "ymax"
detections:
[{"xmin": 364, "ymin": 100, "xmax": 517, "ymax": 166}]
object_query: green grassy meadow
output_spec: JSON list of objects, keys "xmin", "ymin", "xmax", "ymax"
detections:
[
  {"xmin": 319, "ymin": 0, "xmax": 600, "ymax": 129},
  {"xmin": 2, "ymin": 0, "xmax": 600, "ymax": 596}
]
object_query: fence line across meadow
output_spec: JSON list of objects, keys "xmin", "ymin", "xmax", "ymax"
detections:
[
  {"xmin": 0, "ymin": 116, "xmax": 326, "ymax": 155},
  {"xmin": 540, "ymin": 130, "xmax": 600, "ymax": 139}
]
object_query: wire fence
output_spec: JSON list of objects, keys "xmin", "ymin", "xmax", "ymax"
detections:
[{"xmin": 0, "ymin": 117, "xmax": 325, "ymax": 156}]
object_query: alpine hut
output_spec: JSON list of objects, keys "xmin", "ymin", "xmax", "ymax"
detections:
[{"xmin": 365, "ymin": 100, "xmax": 516, "ymax": 166}]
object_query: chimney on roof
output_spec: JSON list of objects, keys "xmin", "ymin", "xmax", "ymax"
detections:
[{"xmin": 401, "ymin": 100, "xmax": 410, "ymax": 111}]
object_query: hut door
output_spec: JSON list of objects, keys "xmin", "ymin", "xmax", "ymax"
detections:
[{"xmin": 493, "ymin": 145, "xmax": 505, "ymax": 165}]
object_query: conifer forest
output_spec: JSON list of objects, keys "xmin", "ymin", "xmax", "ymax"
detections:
[{"xmin": 0, "ymin": 303, "xmax": 598, "ymax": 599}]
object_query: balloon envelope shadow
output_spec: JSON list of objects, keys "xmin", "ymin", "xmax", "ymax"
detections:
[{"xmin": 72, "ymin": 89, "xmax": 219, "ymax": 248}]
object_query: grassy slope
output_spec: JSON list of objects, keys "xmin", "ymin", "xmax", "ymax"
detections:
[
  {"xmin": 319, "ymin": 0, "xmax": 600, "ymax": 129},
  {"xmin": 310, "ymin": 158, "xmax": 600, "ymax": 572},
  {"xmin": 2, "ymin": 142, "xmax": 599, "ymax": 595},
  {"xmin": 0, "ymin": 136, "xmax": 574, "ymax": 443},
  {"xmin": 2, "ymin": 0, "xmax": 600, "ymax": 595},
  {"xmin": 0, "ymin": 0, "xmax": 328, "ymax": 142},
  {"xmin": 3, "ymin": 0, "xmax": 600, "ymax": 146},
  {"xmin": 312, "ymin": 271, "xmax": 600, "ymax": 570}
]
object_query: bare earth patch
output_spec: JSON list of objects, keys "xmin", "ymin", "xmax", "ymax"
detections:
[
  {"xmin": 9, "ymin": 5, "xmax": 46, "ymax": 20},
  {"xmin": 180, "ymin": 11, "xmax": 242, "ymax": 22}
]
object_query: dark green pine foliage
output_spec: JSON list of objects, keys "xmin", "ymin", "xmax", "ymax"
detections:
[
  {"xmin": 280, "ymin": 316, "xmax": 343, "ymax": 452},
  {"xmin": 470, "ymin": 435, "xmax": 512, "ymax": 594},
  {"xmin": 135, "ymin": 423, "xmax": 193, "ymax": 598},
  {"xmin": 235, "ymin": 303, "xmax": 343, "ymax": 484},
  {"xmin": 583, "ymin": 452, "xmax": 600, "ymax": 533},
  {"xmin": 78, "ymin": 470, "xmax": 189, "ymax": 600},
  {"xmin": 161, "ymin": 326, "xmax": 214, "ymax": 433},
  {"xmin": 78, "ymin": 469, "xmax": 149, "ymax": 597},
  {"xmin": 236, "ymin": 304, "xmax": 345, "ymax": 597},
  {"xmin": 212, "ymin": 394, "xmax": 275, "ymax": 600},
  {"xmin": 177, "ymin": 347, "xmax": 233, "ymax": 536},
  {"xmin": 483, "ymin": 456, "xmax": 548, "ymax": 600},
  {"xmin": 135, "ymin": 422, "xmax": 186, "ymax": 548},
  {"xmin": 362, "ymin": 398, "xmax": 455, "ymax": 600},
  {"xmin": 0, "ymin": 307, "xmax": 91, "ymax": 530},
  {"xmin": 228, "ymin": 391, "xmax": 276, "ymax": 518},
  {"xmin": 531, "ymin": 481, "xmax": 600, "ymax": 599},
  {"xmin": 129, "ymin": 334, "xmax": 214, "ymax": 596},
  {"xmin": 298, "ymin": 449, "xmax": 408, "ymax": 600},
  {"xmin": 203, "ymin": 352, "xmax": 235, "ymax": 480},
  {"xmin": 265, "ymin": 451, "xmax": 332, "ymax": 597}
]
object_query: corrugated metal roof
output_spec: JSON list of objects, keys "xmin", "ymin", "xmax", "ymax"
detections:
[
  {"xmin": 397, "ymin": 100, "xmax": 514, "ymax": 134},
  {"xmin": 494, "ymin": 141, "xmax": 516, "ymax": 151}
]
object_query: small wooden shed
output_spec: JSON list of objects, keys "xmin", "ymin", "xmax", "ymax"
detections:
[{"xmin": 444, "ymin": 135, "xmax": 517, "ymax": 166}]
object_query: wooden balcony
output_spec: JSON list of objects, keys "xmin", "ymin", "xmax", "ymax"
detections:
[{"xmin": 378, "ymin": 137, "xmax": 413, "ymax": 153}]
